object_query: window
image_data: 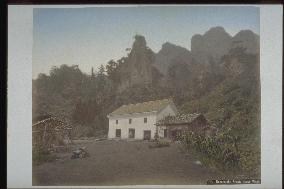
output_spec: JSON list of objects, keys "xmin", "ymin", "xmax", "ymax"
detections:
[
  {"xmin": 116, "ymin": 120, "xmax": 118, "ymax": 124},
  {"xmin": 144, "ymin": 117, "xmax": 147, "ymax": 123},
  {"xmin": 128, "ymin": 128, "xmax": 135, "ymax": 138},
  {"xmin": 129, "ymin": 119, "xmax": 132, "ymax": 124},
  {"xmin": 115, "ymin": 129, "xmax": 121, "ymax": 138}
]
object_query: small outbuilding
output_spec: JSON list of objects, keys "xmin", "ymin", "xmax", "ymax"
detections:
[
  {"xmin": 156, "ymin": 113, "xmax": 216, "ymax": 140},
  {"xmin": 32, "ymin": 117, "xmax": 72, "ymax": 150}
]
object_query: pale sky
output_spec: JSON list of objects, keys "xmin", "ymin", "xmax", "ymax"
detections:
[{"xmin": 33, "ymin": 6, "xmax": 259, "ymax": 79}]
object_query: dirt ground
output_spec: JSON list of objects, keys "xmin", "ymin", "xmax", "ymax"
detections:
[{"xmin": 33, "ymin": 139, "xmax": 225, "ymax": 186}]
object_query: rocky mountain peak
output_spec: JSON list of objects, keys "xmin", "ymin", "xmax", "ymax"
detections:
[
  {"xmin": 161, "ymin": 42, "xmax": 177, "ymax": 49},
  {"xmin": 232, "ymin": 30, "xmax": 259, "ymax": 54},
  {"xmin": 118, "ymin": 35, "xmax": 156, "ymax": 91},
  {"xmin": 191, "ymin": 27, "xmax": 232, "ymax": 64},
  {"xmin": 204, "ymin": 26, "xmax": 230, "ymax": 37},
  {"xmin": 154, "ymin": 42, "xmax": 192, "ymax": 75},
  {"xmin": 234, "ymin": 30, "xmax": 257, "ymax": 38},
  {"xmin": 160, "ymin": 42, "xmax": 190, "ymax": 55},
  {"xmin": 132, "ymin": 35, "xmax": 147, "ymax": 51},
  {"xmin": 190, "ymin": 26, "xmax": 259, "ymax": 65},
  {"xmin": 119, "ymin": 28, "xmax": 259, "ymax": 92}
]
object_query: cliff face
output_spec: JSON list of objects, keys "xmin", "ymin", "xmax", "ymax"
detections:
[
  {"xmin": 232, "ymin": 30, "xmax": 260, "ymax": 54},
  {"xmin": 191, "ymin": 26, "xmax": 232, "ymax": 64},
  {"xmin": 128, "ymin": 35, "xmax": 155, "ymax": 85},
  {"xmin": 117, "ymin": 27, "xmax": 259, "ymax": 94},
  {"xmin": 190, "ymin": 26, "xmax": 259, "ymax": 65},
  {"xmin": 154, "ymin": 42, "xmax": 193, "ymax": 75},
  {"xmin": 118, "ymin": 35, "xmax": 159, "ymax": 92}
]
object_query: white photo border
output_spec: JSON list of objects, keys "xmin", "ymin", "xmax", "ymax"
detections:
[{"xmin": 7, "ymin": 4, "xmax": 283, "ymax": 189}]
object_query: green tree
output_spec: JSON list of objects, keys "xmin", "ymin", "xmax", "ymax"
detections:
[{"xmin": 106, "ymin": 60, "xmax": 119, "ymax": 84}]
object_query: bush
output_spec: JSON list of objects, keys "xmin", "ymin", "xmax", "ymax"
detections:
[
  {"xmin": 179, "ymin": 131, "xmax": 259, "ymax": 175},
  {"xmin": 239, "ymin": 149, "xmax": 260, "ymax": 177}
]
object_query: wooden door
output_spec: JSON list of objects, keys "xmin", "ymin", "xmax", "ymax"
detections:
[
  {"xmin": 128, "ymin": 128, "xmax": 135, "ymax": 138},
  {"xmin": 143, "ymin": 130, "xmax": 151, "ymax": 140},
  {"xmin": 164, "ymin": 129, "xmax": 168, "ymax": 138},
  {"xmin": 115, "ymin": 129, "xmax": 121, "ymax": 138}
]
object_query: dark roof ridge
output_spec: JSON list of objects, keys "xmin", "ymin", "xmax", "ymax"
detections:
[
  {"xmin": 156, "ymin": 113, "xmax": 204, "ymax": 125},
  {"xmin": 109, "ymin": 98, "xmax": 174, "ymax": 116}
]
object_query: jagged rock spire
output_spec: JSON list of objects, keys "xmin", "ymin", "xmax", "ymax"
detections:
[{"xmin": 132, "ymin": 35, "xmax": 147, "ymax": 51}]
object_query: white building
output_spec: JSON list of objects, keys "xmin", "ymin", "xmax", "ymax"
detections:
[{"xmin": 107, "ymin": 99, "xmax": 178, "ymax": 140}]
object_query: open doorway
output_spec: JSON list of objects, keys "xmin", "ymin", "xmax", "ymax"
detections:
[
  {"xmin": 143, "ymin": 130, "xmax": 151, "ymax": 140},
  {"xmin": 128, "ymin": 128, "xmax": 135, "ymax": 138}
]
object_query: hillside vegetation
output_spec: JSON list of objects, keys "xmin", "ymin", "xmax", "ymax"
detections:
[{"xmin": 33, "ymin": 27, "xmax": 260, "ymax": 176}]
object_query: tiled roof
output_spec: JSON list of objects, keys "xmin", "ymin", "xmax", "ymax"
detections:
[
  {"xmin": 109, "ymin": 99, "xmax": 174, "ymax": 116},
  {"xmin": 156, "ymin": 113, "xmax": 202, "ymax": 125}
]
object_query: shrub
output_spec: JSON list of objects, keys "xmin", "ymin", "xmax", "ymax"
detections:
[
  {"xmin": 239, "ymin": 149, "xmax": 260, "ymax": 177},
  {"xmin": 179, "ymin": 131, "xmax": 259, "ymax": 175}
]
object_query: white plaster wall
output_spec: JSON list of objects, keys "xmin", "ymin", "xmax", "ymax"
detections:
[
  {"xmin": 108, "ymin": 114, "xmax": 157, "ymax": 140},
  {"xmin": 108, "ymin": 105, "xmax": 177, "ymax": 139}
]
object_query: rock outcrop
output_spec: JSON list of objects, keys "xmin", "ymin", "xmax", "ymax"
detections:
[
  {"xmin": 191, "ymin": 26, "xmax": 232, "ymax": 64},
  {"xmin": 191, "ymin": 26, "xmax": 259, "ymax": 64},
  {"xmin": 154, "ymin": 42, "xmax": 193, "ymax": 75},
  {"xmin": 118, "ymin": 35, "xmax": 158, "ymax": 91},
  {"xmin": 232, "ymin": 30, "xmax": 260, "ymax": 54},
  {"xmin": 118, "ymin": 27, "xmax": 259, "ymax": 93}
]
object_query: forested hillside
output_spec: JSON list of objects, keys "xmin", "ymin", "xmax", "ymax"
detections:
[{"xmin": 33, "ymin": 27, "xmax": 260, "ymax": 144}]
